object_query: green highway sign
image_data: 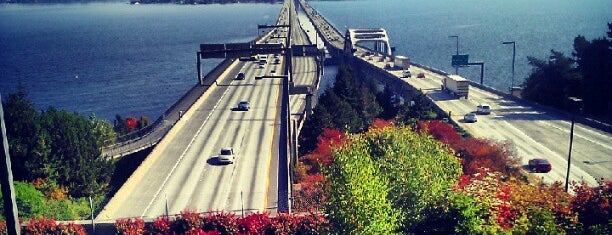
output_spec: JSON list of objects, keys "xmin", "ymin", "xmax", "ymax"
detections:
[{"xmin": 452, "ymin": 54, "xmax": 469, "ymax": 67}]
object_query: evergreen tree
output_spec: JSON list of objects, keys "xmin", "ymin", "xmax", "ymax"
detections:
[
  {"xmin": 572, "ymin": 24, "xmax": 612, "ymax": 115},
  {"xmin": 522, "ymin": 50, "xmax": 581, "ymax": 109}
]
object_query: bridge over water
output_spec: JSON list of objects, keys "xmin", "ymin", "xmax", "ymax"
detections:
[{"xmin": 93, "ymin": 0, "xmax": 610, "ymax": 228}]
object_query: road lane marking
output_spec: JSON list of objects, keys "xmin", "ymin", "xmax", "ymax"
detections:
[{"xmin": 141, "ymin": 61, "xmax": 238, "ymax": 217}]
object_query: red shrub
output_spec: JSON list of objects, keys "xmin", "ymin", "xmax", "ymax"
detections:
[
  {"xmin": 293, "ymin": 173, "xmax": 326, "ymax": 212},
  {"xmin": 454, "ymin": 138, "xmax": 518, "ymax": 176},
  {"xmin": 370, "ymin": 118, "xmax": 394, "ymax": 130},
  {"xmin": 417, "ymin": 120, "xmax": 460, "ymax": 145},
  {"xmin": 267, "ymin": 213, "xmax": 299, "ymax": 234},
  {"xmin": 571, "ymin": 179, "xmax": 612, "ymax": 228},
  {"xmin": 24, "ymin": 218, "xmax": 86, "ymax": 235},
  {"xmin": 294, "ymin": 213, "xmax": 329, "ymax": 234},
  {"xmin": 0, "ymin": 221, "xmax": 6, "ymax": 235},
  {"xmin": 126, "ymin": 116, "xmax": 139, "ymax": 131},
  {"xmin": 171, "ymin": 210, "xmax": 203, "ymax": 234},
  {"xmin": 202, "ymin": 211, "xmax": 238, "ymax": 234},
  {"xmin": 146, "ymin": 216, "xmax": 171, "ymax": 235},
  {"xmin": 116, "ymin": 218, "xmax": 145, "ymax": 235},
  {"xmin": 237, "ymin": 213, "xmax": 271, "ymax": 234},
  {"xmin": 313, "ymin": 128, "xmax": 345, "ymax": 156}
]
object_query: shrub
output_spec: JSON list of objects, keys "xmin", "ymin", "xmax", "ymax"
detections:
[
  {"xmin": 237, "ymin": 213, "xmax": 271, "ymax": 234},
  {"xmin": 116, "ymin": 218, "xmax": 145, "ymax": 235},
  {"xmin": 202, "ymin": 211, "xmax": 238, "ymax": 234},
  {"xmin": 23, "ymin": 218, "xmax": 86, "ymax": 235}
]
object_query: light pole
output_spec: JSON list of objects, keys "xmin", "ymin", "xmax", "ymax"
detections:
[
  {"xmin": 449, "ymin": 35, "xmax": 459, "ymax": 74},
  {"xmin": 565, "ymin": 97, "xmax": 582, "ymax": 192},
  {"xmin": 502, "ymin": 41, "xmax": 516, "ymax": 92}
]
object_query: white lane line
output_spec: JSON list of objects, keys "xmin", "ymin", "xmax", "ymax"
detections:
[
  {"xmin": 141, "ymin": 78, "xmax": 236, "ymax": 217},
  {"xmin": 537, "ymin": 120, "xmax": 612, "ymax": 152}
]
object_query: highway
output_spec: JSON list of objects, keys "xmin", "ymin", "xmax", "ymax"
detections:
[
  {"xmin": 97, "ymin": 0, "xmax": 319, "ymax": 221},
  {"xmin": 299, "ymin": 0, "xmax": 610, "ymax": 187}
]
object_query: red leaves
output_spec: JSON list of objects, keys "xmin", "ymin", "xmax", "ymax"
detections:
[
  {"xmin": 370, "ymin": 118, "xmax": 394, "ymax": 130},
  {"xmin": 417, "ymin": 120, "xmax": 460, "ymax": 145},
  {"xmin": 571, "ymin": 179, "xmax": 612, "ymax": 228},
  {"xmin": 237, "ymin": 213, "xmax": 270, "ymax": 234},
  {"xmin": 22, "ymin": 218, "xmax": 86, "ymax": 235},
  {"xmin": 114, "ymin": 212, "xmax": 327, "ymax": 234},
  {"xmin": 293, "ymin": 173, "xmax": 327, "ymax": 212},
  {"xmin": 454, "ymin": 138, "xmax": 518, "ymax": 177},
  {"xmin": 125, "ymin": 116, "xmax": 138, "ymax": 131}
]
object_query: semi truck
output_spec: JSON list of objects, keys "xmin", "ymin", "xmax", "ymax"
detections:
[
  {"xmin": 442, "ymin": 75, "xmax": 469, "ymax": 99},
  {"xmin": 394, "ymin": 55, "xmax": 411, "ymax": 69}
]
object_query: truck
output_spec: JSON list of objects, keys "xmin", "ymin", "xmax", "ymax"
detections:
[
  {"xmin": 442, "ymin": 75, "xmax": 469, "ymax": 99},
  {"xmin": 394, "ymin": 55, "xmax": 411, "ymax": 69}
]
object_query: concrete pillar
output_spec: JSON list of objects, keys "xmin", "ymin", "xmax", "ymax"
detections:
[
  {"xmin": 305, "ymin": 92, "xmax": 314, "ymax": 118},
  {"xmin": 197, "ymin": 52, "xmax": 203, "ymax": 85}
]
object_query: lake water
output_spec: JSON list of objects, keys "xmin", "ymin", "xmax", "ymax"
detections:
[
  {"xmin": 0, "ymin": 2, "xmax": 282, "ymax": 121},
  {"xmin": 1, "ymin": 1, "xmax": 610, "ymax": 121},
  {"xmin": 311, "ymin": 0, "xmax": 611, "ymax": 91}
]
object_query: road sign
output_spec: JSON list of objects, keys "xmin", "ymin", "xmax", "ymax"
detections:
[
  {"xmin": 226, "ymin": 43, "xmax": 251, "ymax": 50},
  {"xmin": 452, "ymin": 54, "xmax": 469, "ymax": 67},
  {"xmin": 200, "ymin": 44, "xmax": 226, "ymax": 58}
]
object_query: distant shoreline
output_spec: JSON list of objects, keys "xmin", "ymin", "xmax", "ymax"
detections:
[{"xmin": 0, "ymin": 0, "xmax": 282, "ymax": 4}]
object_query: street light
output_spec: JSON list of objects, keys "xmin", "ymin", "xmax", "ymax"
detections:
[
  {"xmin": 449, "ymin": 35, "xmax": 459, "ymax": 74},
  {"xmin": 565, "ymin": 97, "xmax": 582, "ymax": 192},
  {"xmin": 502, "ymin": 41, "xmax": 516, "ymax": 92}
]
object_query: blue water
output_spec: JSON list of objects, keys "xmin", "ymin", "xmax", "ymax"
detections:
[
  {"xmin": 0, "ymin": 2, "xmax": 282, "ymax": 121},
  {"xmin": 311, "ymin": 0, "xmax": 611, "ymax": 91},
  {"xmin": 1, "ymin": 1, "xmax": 610, "ymax": 122}
]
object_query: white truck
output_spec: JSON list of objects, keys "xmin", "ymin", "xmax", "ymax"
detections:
[
  {"xmin": 394, "ymin": 55, "xmax": 411, "ymax": 69},
  {"xmin": 442, "ymin": 75, "xmax": 469, "ymax": 99}
]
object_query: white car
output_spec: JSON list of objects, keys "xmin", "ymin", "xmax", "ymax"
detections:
[
  {"xmin": 403, "ymin": 69, "xmax": 412, "ymax": 78},
  {"xmin": 477, "ymin": 104, "xmax": 491, "ymax": 115},
  {"xmin": 464, "ymin": 113, "xmax": 477, "ymax": 123},
  {"xmin": 218, "ymin": 147, "xmax": 235, "ymax": 164}
]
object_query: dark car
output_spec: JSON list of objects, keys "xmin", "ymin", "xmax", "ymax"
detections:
[
  {"xmin": 528, "ymin": 158, "xmax": 552, "ymax": 173},
  {"xmin": 235, "ymin": 101, "xmax": 250, "ymax": 111},
  {"xmin": 235, "ymin": 72, "xmax": 245, "ymax": 80}
]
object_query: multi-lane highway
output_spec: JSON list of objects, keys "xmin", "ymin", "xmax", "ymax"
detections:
[
  {"xmin": 299, "ymin": 0, "xmax": 610, "ymax": 187},
  {"xmin": 97, "ymin": 0, "xmax": 319, "ymax": 221}
]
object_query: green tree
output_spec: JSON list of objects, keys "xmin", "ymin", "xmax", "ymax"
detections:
[
  {"xmin": 325, "ymin": 133, "xmax": 400, "ymax": 234},
  {"xmin": 40, "ymin": 108, "xmax": 113, "ymax": 197},
  {"xmin": 362, "ymin": 125, "xmax": 463, "ymax": 233},
  {"xmin": 317, "ymin": 90, "xmax": 362, "ymax": 132},
  {"xmin": 2, "ymin": 92, "xmax": 53, "ymax": 181},
  {"xmin": 299, "ymin": 104, "xmax": 333, "ymax": 155},
  {"xmin": 0, "ymin": 182, "xmax": 46, "ymax": 220},
  {"xmin": 572, "ymin": 24, "xmax": 612, "ymax": 115},
  {"xmin": 522, "ymin": 50, "xmax": 581, "ymax": 109}
]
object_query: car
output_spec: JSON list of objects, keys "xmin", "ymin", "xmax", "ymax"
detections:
[
  {"xmin": 477, "ymin": 104, "xmax": 491, "ymax": 115},
  {"xmin": 269, "ymin": 69, "xmax": 277, "ymax": 76},
  {"xmin": 258, "ymin": 63, "xmax": 265, "ymax": 69},
  {"xmin": 402, "ymin": 69, "xmax": 412, "ymax": 78},
  {"xmin": 528, "ymin": 158, "xmax": 551, "ymax": 173},
  {"xmin": 218, "ymin": 147, "xmax": 235, "ymax": 164},
  {"xmin": 417, "ymin": 72, "xmax": 425, "ymax": 78},
  {"xmin": 235, "ymin": 72, "xmax": 245, "ymax": 80},
  {"xmin": 236, "ymin": 101, "xmax": 250, "ymax": 111},
  {"xmin": 464, "ymin": 113, "xmax": 477, "ymax": 123},
  {"xmin": 274, "ymin": 58, "xmax": 280, "ymax": 64}
]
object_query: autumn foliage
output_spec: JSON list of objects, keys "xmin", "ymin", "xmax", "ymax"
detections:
[{"xmin": 114, "ymin": 212, "xmax": 327, "ymax": 235}]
